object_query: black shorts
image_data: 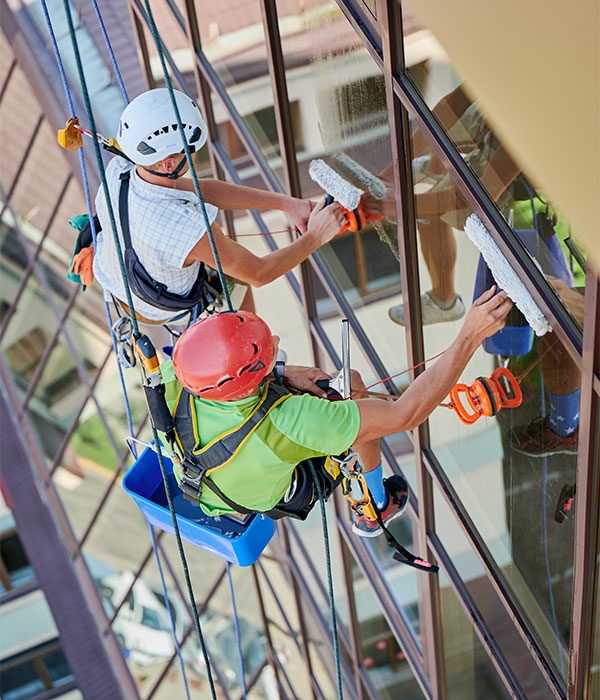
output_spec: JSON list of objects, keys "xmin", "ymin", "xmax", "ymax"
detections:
[{"xmin": 265, "ymin": 456, "xmax": 343, "ymax": 521}]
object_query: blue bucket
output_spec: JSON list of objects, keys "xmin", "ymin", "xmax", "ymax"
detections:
[{"xmin": 122, "ymin": 446, "xmax": 275, "ymax": 566}]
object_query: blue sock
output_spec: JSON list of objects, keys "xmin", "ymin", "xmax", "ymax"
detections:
[
  {"xmin": 363, "ymin": 462, "xmax": 388, "ymax": 510},
  {"xmin": 548, "ymin": 389, "xmax": 580, "ymax": 436}
]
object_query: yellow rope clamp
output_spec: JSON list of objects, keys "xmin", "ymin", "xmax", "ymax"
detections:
[{"xmin": 57, "ymin": 116, "xmax": 83, "ymax": 151}]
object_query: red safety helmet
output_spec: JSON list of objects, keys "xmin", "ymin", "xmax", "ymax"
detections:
[{"xmin": 173, "ymin": 311, "xmax": 274, "ymax": 401}]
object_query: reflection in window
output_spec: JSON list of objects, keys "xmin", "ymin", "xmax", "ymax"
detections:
[
  {"xmin": 0, "ymin": 531, "xmax": 35, "ymax": 593},
  {"xmin": 405, "ymin": 115, "xmax": 576, "ymax": 683},
  {"xmin": 400, "ymin": 21, "xmax": 587, "ymax": 333},
  {"xmin": 0, "ymin": 640, "xmax": 75, "ymax": 699},
  {"xmin": 439, "ymin": 571, "xmax": 511, "ymax": 699}
]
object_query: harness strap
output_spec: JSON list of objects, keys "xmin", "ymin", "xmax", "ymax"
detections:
[{"xmin": 174, "ymin": 382, "xmax": 292, "ymax": 510}]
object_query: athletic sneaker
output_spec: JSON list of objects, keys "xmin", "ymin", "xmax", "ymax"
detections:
[
  {"xmin": 388, "ymin": 291, "xmax": 465, "ymax": 326},
  {"xmin": 509, "ymin": 417, "xmax": 578, "ymax": 457},
  {"xmin": 352, "ymin": 475, "xmax": 409, "ymax": 538}
]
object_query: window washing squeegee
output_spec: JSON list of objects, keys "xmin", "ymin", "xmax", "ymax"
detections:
[{"xmin": 464, "ymin": 214, "xmax": 552, "ymax": 336}]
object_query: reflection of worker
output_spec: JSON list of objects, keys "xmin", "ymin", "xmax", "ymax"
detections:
[
  {"xmin": 164, "ymin": 287, "xmax": 511, "ymax": 536},
  {"xmin": 93, "ymin": 89, "xmax": 345, "ymax": 322},
  {"xmin": 510, "ymin": 278, "xmax": 583, "ymax": 456},
  {"xmin": 366, "ymin": 85, "xmax": 522, "ymax": 326}
]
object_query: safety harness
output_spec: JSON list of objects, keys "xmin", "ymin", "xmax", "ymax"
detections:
[{"xmin": 172, "ymin": 381, "xmax": 292, "ymax": 514}]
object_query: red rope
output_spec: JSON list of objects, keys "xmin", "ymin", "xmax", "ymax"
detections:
[
  {"xmin": 349, "ymin": 350, "xmax": 446, "ymax": 399},
  {"xmin": 225, "ymin": 228, "xmax": 296, "ymax": 238}
]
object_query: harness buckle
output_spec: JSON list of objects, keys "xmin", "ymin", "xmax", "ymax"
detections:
[{"xmin": 178, "ymin": 456, "xmax": 207, "ymax": 502}]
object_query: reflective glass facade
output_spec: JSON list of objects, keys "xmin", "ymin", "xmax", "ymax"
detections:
[{"xmin": 1, "ymin": 0, "xmax": 598, "ymax": 699}]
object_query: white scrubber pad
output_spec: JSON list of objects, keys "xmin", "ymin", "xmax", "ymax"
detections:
[
  {"xmin": 332, "ymin": 153, "xmax": 387, "ymax": 200},
  {"xmin": 308, "ymin": 159, "xmax": 361, "ymax": 210},
  {"xmin": 464, "ymin": 214, "xmax": 552, "ymax": 336}
]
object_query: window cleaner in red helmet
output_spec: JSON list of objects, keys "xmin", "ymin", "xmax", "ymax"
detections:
[
  {"xmin": 162, "ymin": 287, "xmax": 512, "ymax": 544},
  {"xmin": 67, "ymin": 88, "xmax": 346, "ymax": 324}
]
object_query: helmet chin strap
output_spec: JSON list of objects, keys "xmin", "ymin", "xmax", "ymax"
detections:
[{"xmin": 142, "ymin": 148, "xmax": 194, "ymax": 180}]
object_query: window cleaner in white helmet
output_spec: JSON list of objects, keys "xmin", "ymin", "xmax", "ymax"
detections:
[{"xmin": 90, "ymin": 88, "xmax": 347, "ymax": 323}]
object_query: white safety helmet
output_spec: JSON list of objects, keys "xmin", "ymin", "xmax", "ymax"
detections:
[{"xmin": 117, "ymin": 88, "xmax": 208, "ymax": 167}]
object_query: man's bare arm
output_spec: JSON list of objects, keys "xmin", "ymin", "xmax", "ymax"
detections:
[
  {"xmin": 177, "ymin": 178, "xmax": 313, "ymax": 233},
  {"xmin": 354, "ymin": 288, "xmax": 513, "ymax": 441},
  {"xmin": 185, "ymin": 199, "xmax": 346, "ymax": 287}
]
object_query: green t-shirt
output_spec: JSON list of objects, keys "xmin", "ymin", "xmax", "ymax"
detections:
[{"xmin": 161, "ymin": 362, "xmax": 361, "ymax": 516}]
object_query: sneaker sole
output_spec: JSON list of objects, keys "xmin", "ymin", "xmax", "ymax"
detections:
[{"xmin": 351, "ymin": 497, "xmax": 409, "ymax": 538}]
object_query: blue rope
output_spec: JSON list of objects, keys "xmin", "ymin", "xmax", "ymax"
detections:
[
  {"xmin": 56, "ymin": 0, "xmax": 141, "ymax": 338},
  {"xmin": 140, "ymin": 0, "xmax": 233, "ymax": 312},
  {"xmin": 149, "ymin": 525, "xmax": 192, "ymax": 700},
  {"xmin": 307, "ymin": 459, "xmax": 343, "ymax": 700},
  {"xmin": 89, "ymin": 0, "xmax": 129, "ymax": 103},
  {"xmin": 94, "ymin": 7, "xmax": 193, "ymax": 685},
  {"xmin": 226, "ymin": 562, "xmax": 247, "ymax": 699},
  {"xmin": 42, "ymin": 2, "xmax": 217, "ymax": 696}
]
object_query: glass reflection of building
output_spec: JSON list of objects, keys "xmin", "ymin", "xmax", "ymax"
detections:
[{"xmin": 0, "ymin": 0, "xmax": 598, "ymax": 699}]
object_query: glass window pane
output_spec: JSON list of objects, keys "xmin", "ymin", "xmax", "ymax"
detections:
[
  {"xmin": 407, "ymin": 116, "xmax": 575, "ymax": 684},
  {"xmin": 0, "ymin": 532, "xmax": 35, "ymax": 589},
  {"xmin": 439, "ymin": 569, "xmax": 512, "ymax": 699},
  {"xmin": 591, "ymin": 560, "xmax": 600, "ymax": 698},
  {"xmin": 0, "ymin": 660, "xmax": 45, "ymax": 700},
  {"xmin": 399, "ymin": 11, "xmax": 588, "ymax": 333},
  {"xmin": 42, "ymin": 648, "xmax": 74, "ymax": 686},
  {"xmin": 433, "ymin": 482, "xmax": 556, "ymax": 698}
]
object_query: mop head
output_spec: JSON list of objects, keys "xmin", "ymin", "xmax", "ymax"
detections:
[
  {"xmin": 332, "ymin": 152, "xmax": 387, "ymax": 200},
  {"xmin": 308, "ymin": 159, "xmax": 361, "ymax": 210},
  {"xmin": 464, "ymin": 214, "xmax": 552, "ymax": 336}
]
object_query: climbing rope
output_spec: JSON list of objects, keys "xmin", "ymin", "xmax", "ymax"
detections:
[
  {"xmin": 47, "ymin": 1, "xmax": 218, "ymax": 696},
  {"xmin": 140, "ymin": 0, "xmax": 233, "ymax": 312},
  {"xmin": 307, "ymin": 459, "xmax": 344, "ymax": 700}
]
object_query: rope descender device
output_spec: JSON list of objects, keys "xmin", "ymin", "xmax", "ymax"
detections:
[
  {"xmin": 57, "ymin": 116, "xmax": 125, "ymax": 158},
  {"xmin": 447, "ymin": 367, "xmax": 522, "ymax": 425}
]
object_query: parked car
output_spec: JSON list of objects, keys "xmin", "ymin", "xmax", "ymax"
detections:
[{"xmin": 96, "ymin": 570, "xmax": 278, "ymax": 698}]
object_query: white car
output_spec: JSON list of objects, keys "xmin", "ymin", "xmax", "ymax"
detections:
[{"xmin": 96, "ymin": 570, "xmax": 278, "ymax": 698}]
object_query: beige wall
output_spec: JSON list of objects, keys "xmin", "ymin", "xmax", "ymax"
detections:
[{"xmin": 403, "ymin": 0, "xmax": 599, "ymax": 272}]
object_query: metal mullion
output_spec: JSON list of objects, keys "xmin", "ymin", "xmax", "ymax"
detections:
[
  {"xmin": 260, "ymin": 0, "xmax": 323, "ymax": 367},
  {"xmin": 335, "ymin": 505, "xmax": 430, "ymax": 697},
  {"xmin": 104, "ymin": 533, "xmax": 164, "ymax": 631},
  {"xmin": 1, "ymin": 190, "xmax": 126, "ymax": 461},
  {"xmin": 146, "ymin": 564, "xmax": 226, "ymax": 700},
  {"xmin": 284, "ymin": 547, "xmax": 360, "ymax": 700},
  {"xmin": 78, "ymin": 413, "xmax": 149, "ymax": 550},
  {"xmin": 257, "ymin": 559, "xmax": 328, "ymax": 700},
  {"xmin": 0, "ymin": 113, "xmax": 44, "ymax": 222},
  {"xmin": 128, "ymin": 6, "xmax": 155, "ymax": 90},
  {"xmin": 251, "ymin": 564, "xmax": 285, "ymax": 700},
  {"xmin": 48, "ymin": 345, "xmax": 113, "ymax": 478},
  {"xmin": 334, "ymin": 501, "xmax": 380, "ymax": 700},
  {"xmin": 17, "ymin": 286, "xmax": 78, "ymax": 414},
  {"xmin": 0, "ymin": 174, "xmax": 72, "ymax": 343},
  {"xmin": 428, "ymin": 533, "xmax": 527, "ymax": 700},
  {"xmin": 376, "ymin": 0, "xmax": 445, "ymax": 695},
  {"xmin": 0, "ymin": 57, "xmax": 16, "ymax": 103},
  {"xmin": 422, "ymin": 447, "xmax": 565, "ymax": 698},
  {"xmin": 568, "ymin": 269, "xmax": 600, "ymax": 699},
  {"xmin": 280, "ymin": 525, "xmax": 320, "ymax": 700}
]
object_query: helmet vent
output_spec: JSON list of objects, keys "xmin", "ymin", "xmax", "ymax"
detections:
[
  {"xmin": 239, "ymin": 364, "xmax": 252, "ymax": 375},
  {"xmin": 251, "ymin": 343, "xmax": 259, "ymax": 354},
  {"xmin": 217, "ymin": 377, "xmax": 234, "ymax": 387}
]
